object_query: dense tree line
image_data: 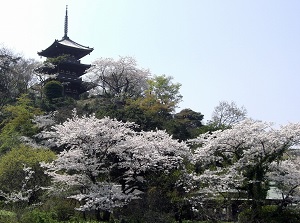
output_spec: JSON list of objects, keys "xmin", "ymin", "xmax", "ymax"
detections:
[{"xmin": 0, "ymin": 47, "xmax": 300, "ymax": 223}]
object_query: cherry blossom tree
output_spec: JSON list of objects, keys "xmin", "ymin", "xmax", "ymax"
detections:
[
  {"xmin": 86, "ymin": 56, "xmax": 149, "ymax": 101},
  {"xmin": 189, "ymin": 119, "xmax": 300, "ymax": 213},
  {"xmin": 267, "ymin": 154, "xmax": 300, "ymax": 209},
  {"xmin": 40, "ymin": 111, "xmax": 190, "ymax": 220}
]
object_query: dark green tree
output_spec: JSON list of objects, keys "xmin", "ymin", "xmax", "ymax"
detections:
[
  {"xmin": 169, "ymin": 108, "xmax": 204, "ymax": 141},
  {"xmin": 43, "ymin": 80, "xmax": 63, "ymax": 101}
]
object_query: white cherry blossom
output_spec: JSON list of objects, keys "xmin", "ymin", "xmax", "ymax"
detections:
[
  {"xmin": 190, "ymin": 119, "xmax": 300, "ymax": 206},
  {"xmin": 41, "ymin": 113, "xmax": 189, "ymax": 212}
]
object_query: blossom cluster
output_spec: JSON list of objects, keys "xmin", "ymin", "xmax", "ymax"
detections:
[
  {"xmin": 41, "ymin": 112, "xmax": 189, "ymax": 211},
  {"xmin": 190, "ymin": 119, "xmax": 300, "ymax": 201},
  {"xmin": 39, "ymin": 114, "xmax": 300, "ymax": 212}
]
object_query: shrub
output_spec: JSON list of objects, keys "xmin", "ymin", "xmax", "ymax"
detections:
[
  {"xmin": 44, "ymin": 80, "xmax": 63, "ymax": 100},
  {"xmin": 0, "ymin": 210, "xmax": 17, "ymax": 223},
  {"xmin": 238, "ymin": 205, "xmax": 300, "ymax": 223},
  {"xmin": 0, "ymin": 145, "xmax": 55, "ymax": 200},
  {"xmin": 41, "ymin": 197, "xmax": 76, "ymax": 222},
  {"xmin": 20, "ymin": 209, "xmax": 58, "ymax": 223}
]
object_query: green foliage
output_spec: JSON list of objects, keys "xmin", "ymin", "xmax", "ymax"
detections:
[
  {"xmin": 1, "ymin": 94, "xmax": 41, "ymax": 136},
  {"xmin": 39, "ymin": 96, "xmax": 77, "ymax": 122},
  {"xmin": 93, "ymin": 97, "xmax": 171, "ymax": 131},
  {"xmin": 65, "ymin": 221, "xmax": 106, "ymax": 223},
  {"xmin": 44, "ymin": 80, "xmax": 63, "ymax": 101},
  {"xmin": 147, "ymin": 74, "xmax": 182, "ymax": 113},
  {"xmin": 114, "ymin": 74, "xmax": 183, "ymax": 132},
  {"xmin": 238, "ymin": 205, "xmax": 300, "ymax": 223},
  {"xmin": 0, "ymin": 145, "xmax": 55, "ymax": 198},
  {"xmin": 119, "ymin": 170, "xmax": 191, "ymax": 223},
  {"xmin": 96, "ymin": 101, "xmax": 125, "ymax": 120},
  {"xmin": 20, "ymin": 209, "xmax": 58, "ymax": 223},
  {"xmin": 0, "ymin": 210, "xmax": 17, "ymax": 223},
  {"xmin": 0, "ymin": 95, "xmax": 41, "ymax": 152},
  {"xmin": 124, "ymin": 100, "xmax": 171, "ymax": 131},
  {"xmin": 41, "ymin": 197, "xmax": 77, "ymax": 222},
  {"xmin": 169, "ymin": 109, "xmax": 204, "ymax": 141},
  {"xmin": 133, "ymin": 210, "xmax": 175, "ymax": 223},
  {"xmin": 66, "ymin": 221, "xmax": 103, "ymax": 223},
  {"xmin": 181, "ymin": 221, "xmax": 232, "ymax": 223},
  {"xmin": 113, "ymin": 74, "xmax": 182, "ymax": 131},
  {"xmin": 94, "ymin": 96, "xmax": 204, "ymax": 140},
  {"xmin": 120, "ymin": 202, "xmax": 175, "ymax": 223},
  {"xmin": 84, "ymin": 74, "xmax": 184, "ymax": 134},
  {"xmin": 45, "ymin": 54, "xmax": 70, "ymax": 65}
]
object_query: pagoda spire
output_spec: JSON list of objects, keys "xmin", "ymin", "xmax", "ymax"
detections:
[{"xmin": 64, "ymin": 5, "xmax": 68, "ymax": 38}]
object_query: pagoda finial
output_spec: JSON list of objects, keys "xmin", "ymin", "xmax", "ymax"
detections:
[{"xmin": 64, "ymin": 5, "xmax": 68, "ymax": 38}]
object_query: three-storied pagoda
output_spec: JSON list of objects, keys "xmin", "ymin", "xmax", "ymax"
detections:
[{"xmin": 38, "ymin": 6, "xmax": 94, "ymax": 98}]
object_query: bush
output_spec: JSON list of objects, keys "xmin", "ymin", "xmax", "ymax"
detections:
[
  {"xmin": 0, "ymin": 210, "xmax": 17, "ymax": 223},
  {"xmin": 0, "ymin": 145, "xmax": 55, "ymax": 200},
  {"xmin": 41, "ymin": 197, "xmax": 76, "ymax": 222},
  {"xmin": 66, "ymin": 221, "xmax": 105, "ymax": 223},
  {"xmin": 20, "ymin": 209, "xmax": 58, "ymax": 223},
  {"xmin": 238, "ymin": 205, "xmax": 300, "ymax": 223},
  {"xmin": 44, "ymin": 80, "xmax": 63, "ymax": 100}
]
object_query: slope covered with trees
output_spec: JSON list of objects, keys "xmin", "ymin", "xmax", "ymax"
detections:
[{"xmin": 0, "ymin": 47, "xmax": 300, "ymax": 223}]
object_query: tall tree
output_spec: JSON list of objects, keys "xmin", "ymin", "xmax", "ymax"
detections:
[
  {"xmin": 146, "ymin": 74, "xmax": 182, "ymax": 113},
  {"xmin": 86, "ymin": 56, "xmax": 149, "ymax": 102},
  {"xmin": 208, "ymin": 101, "xmax": 247, "ymax": 129},
  {"xmin": 123, "ymin": 74, "xmax": 183, "ymax": 131},
  {"xmin": 31, "ymin": 61, "xmax": 56, "ymax": 99},
  {"xmin": 190, "ymin": 119, "xmax": 300, "ymax": 220},
  {"xmin": 93, "ymin": 74, "xmax": 184, "ymax": 132},
  {"xmin": 41, "ymin": 112, "xmax": 189, "ymax": 220},
  {"xmin": 170, "ymin": 108, "xmax": 204, "ymax": 141},
  {"xmin": 0, "ymin": 47, "xmax": 36, "ymax": 108}
]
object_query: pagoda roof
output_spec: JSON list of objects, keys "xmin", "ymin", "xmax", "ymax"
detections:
[{"xmin": 38, "ymin": 36, "xmax": 93, "ymax": 59}]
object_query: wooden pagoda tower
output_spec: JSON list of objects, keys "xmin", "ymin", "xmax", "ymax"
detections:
[{"xmin": 38, "ymin": 6, "xmax": 94, "ymax": 99}]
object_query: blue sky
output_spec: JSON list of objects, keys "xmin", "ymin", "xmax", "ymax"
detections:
[{"xmin": 1, "ymin": 0, "xmax": 300, "ymax": 125}]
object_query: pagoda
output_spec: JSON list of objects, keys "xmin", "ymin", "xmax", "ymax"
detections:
[{"xmin": 38, "ymin": 6, "xmax": 94, "ymax": 99}]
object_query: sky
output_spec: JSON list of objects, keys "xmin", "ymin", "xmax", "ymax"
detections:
[{"xmin": 1, "ymin": 0, "xmax": 300, "ymax": 125}]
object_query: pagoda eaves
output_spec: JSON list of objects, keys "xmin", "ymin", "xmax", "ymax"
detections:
[{"xmin": 38, "ymin": 36, "xmax": 93, "ymax": 59}]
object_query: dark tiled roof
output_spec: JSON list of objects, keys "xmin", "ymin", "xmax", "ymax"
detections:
[{"xmin": 38, "ymin": 36, "xmax": 93, "ymax": 59}]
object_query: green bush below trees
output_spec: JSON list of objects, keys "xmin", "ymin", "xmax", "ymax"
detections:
[{"xmin": 238, "ymin": 205, "xmax": 300, "ymax": 223}]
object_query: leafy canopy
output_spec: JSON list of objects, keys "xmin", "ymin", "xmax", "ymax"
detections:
[{"xmin": 0, "ymin": 94, "xmax": 42, "ymax": 153}]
